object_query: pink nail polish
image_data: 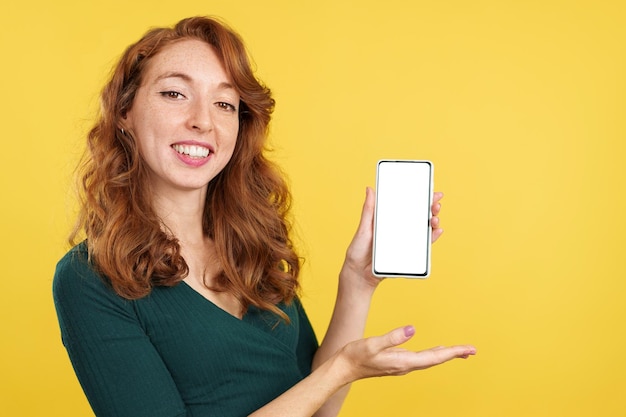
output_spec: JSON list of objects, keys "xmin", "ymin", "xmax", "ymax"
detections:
[{"xmin": 403, "ymin": 325, "xmax": 415, "ymax": 337}]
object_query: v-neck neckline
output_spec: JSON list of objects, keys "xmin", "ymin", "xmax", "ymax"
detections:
[
  {"xmin": 176, "ymin": 280, "xmax": 297, "ymax": 357},
  {"xmin": 179, "ymin": 280, "xmax": 245, "ymax": 321}
]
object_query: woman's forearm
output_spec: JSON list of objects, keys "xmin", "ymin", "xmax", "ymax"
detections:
[
  {"xmin": 249, "ymin": 354, "xmax": 351, "ymax": 417},
  {"xmin": 311, "ymin": 265, "xmax": 377, "ymax": 417},
  {"xmin": 314, "ymin": 268, "xmax": 375, "ymax": 365}
]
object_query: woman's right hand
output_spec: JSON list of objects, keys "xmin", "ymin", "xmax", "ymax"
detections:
[{"xmin": 336, "ymin": 325, "xmax": 476, "ymax": 383}]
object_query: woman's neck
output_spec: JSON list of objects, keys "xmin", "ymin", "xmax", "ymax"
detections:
[
  {"xmin": 151, "ymin": 187, "xmax": 207, "ymax": 245},
  {"xmin": 149, "ymin": 187, "xmax": 242, "ymax": 318}
]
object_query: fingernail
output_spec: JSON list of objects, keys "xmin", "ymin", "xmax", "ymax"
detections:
[{"xmin": 404, "ymin": 325, "xmax": 415, "ymax": 337}]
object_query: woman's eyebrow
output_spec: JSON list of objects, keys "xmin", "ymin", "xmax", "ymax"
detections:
[
  {"xmin": 154, "ymin": 72, "xmax": 235, "ymax": 92},
  {"xmin": 216, "ymin": 82, "xmax": 235, "ymax": 91},
  {"xmin": 155, "ymin": 71, "xmax": 193, "ymax": 83}
]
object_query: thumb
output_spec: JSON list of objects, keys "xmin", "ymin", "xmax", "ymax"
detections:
[
  {"xmin": 376, "ymin": 325, "xmax": 416, "ymax": 350},
  {"xmin": 355, "ymin": 187, "xmax": 375, "ymax": 238}
]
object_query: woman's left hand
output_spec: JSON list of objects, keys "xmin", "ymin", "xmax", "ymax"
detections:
[{"xmin": 341, "ymin": 188, "xmax": 445, "ymax": 291}]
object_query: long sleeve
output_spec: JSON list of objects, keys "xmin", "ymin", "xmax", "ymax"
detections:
[
  {"xmin": 52, "ymin": 246, "xmax": 189, "ymax": 417},
  {"xmin": 294, "ymin": 297, "xmax": 318, "ymax": 377}
]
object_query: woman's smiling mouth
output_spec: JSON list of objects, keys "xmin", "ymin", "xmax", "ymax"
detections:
[{"xmin": 171, "ymin": 144, "xmax": 211, "ymax": 159}]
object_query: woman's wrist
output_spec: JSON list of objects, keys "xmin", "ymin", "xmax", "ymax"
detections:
[
  {"xmin": 338, "ymin": 263, "xmax": 379, "ymax": 297},
  {"xmin": 323, "ymin": 347, "xmax": 357, "ymax": 389}
]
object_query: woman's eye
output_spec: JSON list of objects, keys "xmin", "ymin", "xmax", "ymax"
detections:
[
  {"xmin": 216, "ymin": 102, "xmax": 237, "ymax": 112},
  {"xmin": 159, "ymin": 91, "xmax": 185, "ymax": 100}
]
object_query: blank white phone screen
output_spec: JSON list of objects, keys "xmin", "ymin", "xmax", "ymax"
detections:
[{"xmin": 373, "ymin": 160, "xmax": 432, "ymax": 277}]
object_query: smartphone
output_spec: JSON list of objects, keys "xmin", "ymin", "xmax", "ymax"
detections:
[{"xmin": 372, "ymin": 160, "xmax": 434, "ymax": 278}]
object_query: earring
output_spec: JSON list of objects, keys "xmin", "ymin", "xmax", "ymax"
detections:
[{"xmin": 120, "ymin": 128, "xmax": 126, "ymax": 136}]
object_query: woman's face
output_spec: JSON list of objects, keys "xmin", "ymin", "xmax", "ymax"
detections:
[{"xmin": 126, "ymin": 38, "xmax": 240, "ymax": 197}]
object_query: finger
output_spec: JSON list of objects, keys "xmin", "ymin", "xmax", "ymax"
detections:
[
  {"xmin": 432, "ymin": 227, "xmax": 444, "ymax": 243},
  {"xmin": 371, "ymin": 325, "xmax": 416, "ymax": 351},
  {"xmin": 412, "ymin": 345, "xmax": 477, "ymax": 369},
  {"xmin": 431, "ymin": 202, "xmax": 441, "ymax": 216},
  {"xmin": 431, "ymin": 193, "xmax": 443, "ymax": 216},
  {"xmin": 430, "ymin": 216, "xmax": 439, "ymax": 229}
]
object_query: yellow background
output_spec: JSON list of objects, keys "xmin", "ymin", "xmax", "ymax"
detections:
[{"xmin": 1, "ymin": 0, "xmax": 624, "ymax": 416}]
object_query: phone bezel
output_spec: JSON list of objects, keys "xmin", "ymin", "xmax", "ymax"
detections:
[{"xmin": 372, "ymin": 159, "xmax": 434, "ymax": 278}]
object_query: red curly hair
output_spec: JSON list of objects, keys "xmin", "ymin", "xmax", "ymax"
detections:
[{"xmin": 71, "ymin": 16, "xmax": 300, "ymax": 318}]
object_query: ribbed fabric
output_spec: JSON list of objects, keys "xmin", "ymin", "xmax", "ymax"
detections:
[{"xmin": 53, "ymin": 243, "xmax": 318, "ymax": 417}]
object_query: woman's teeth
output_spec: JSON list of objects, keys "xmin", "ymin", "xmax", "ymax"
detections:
[{"xmin": 172, "ymin": 144, "xmax": 210, "ymax": 158}]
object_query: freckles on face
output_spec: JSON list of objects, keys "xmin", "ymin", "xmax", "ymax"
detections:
[{"xmin": 124, "ymin": 39, "xmax": 241, "ymax": 194}]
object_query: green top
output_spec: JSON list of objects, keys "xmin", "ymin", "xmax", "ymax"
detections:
[{"xmin": 53, "ymin": 243, "xmax": 318, "ymax": 417}]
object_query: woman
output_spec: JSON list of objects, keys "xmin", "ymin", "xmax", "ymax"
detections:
[{"xmin": 53, "ymin": 16, "xmax": 475, "ymax": 417}]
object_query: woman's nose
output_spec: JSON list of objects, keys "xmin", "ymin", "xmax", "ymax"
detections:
[{"xmin": 187, "ymin": 100, "xmax": 213, "ymax": 132}]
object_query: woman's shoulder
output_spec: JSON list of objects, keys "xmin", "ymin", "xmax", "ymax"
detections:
[
  {"xmin": 54, "ymin": 241, "xmax": 95, "ymax": 286},
  {"xmin": 53, "ymin": 241, "xmax": 119, "ymax": 306},
  {"xmin": 55, "ymin": 240, "xmax": 88, "ymax": 267}
]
